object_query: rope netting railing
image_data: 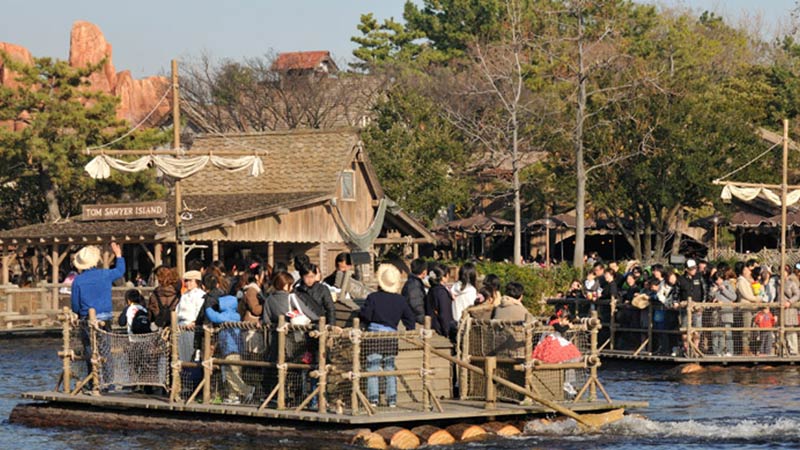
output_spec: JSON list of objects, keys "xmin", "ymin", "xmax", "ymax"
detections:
[
  {"xmin": 550, "ymin": 298, "xmax": 800, "ymax": 359},
  {"xmin": 54, "ymin": 308, "xmax": 605, "ymax": 413},
  {"xmin": 456, "ymin": 316, "xmax": 601, "ymax": 404}
]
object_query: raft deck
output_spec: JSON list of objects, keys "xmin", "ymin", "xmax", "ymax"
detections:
[
  {"xmin": 20, "ymin": 391, "xmax": 645, "ymax": 426},
  {"xmin": 602, "ymin": 350, "xmax": 800, "ymax": 365}
]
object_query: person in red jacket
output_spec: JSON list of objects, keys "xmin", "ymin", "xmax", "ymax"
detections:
[
  {"xmin": 532, "ymin": 313, "xmax": 582, "ymax": 398},
  {"xmin": 753, "ymin": 306, "xmax": 776, "ymax": 356}
]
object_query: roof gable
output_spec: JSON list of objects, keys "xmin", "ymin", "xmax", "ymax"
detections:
[
  {"xmin": 182, "ymin": 128, "xmax": 360, "ymax": 196},
  {"xmin": 272, "ymin": 51, "xmax": 337, "ymax": 72}
]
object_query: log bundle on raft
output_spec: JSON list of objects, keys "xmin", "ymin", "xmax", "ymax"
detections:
[{"xmin": 351, "ymin": 421, "xmax": 523, "ymax": 448}]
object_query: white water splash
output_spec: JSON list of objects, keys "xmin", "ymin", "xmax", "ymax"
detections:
[{"xmin": 524, "ymin": 416, "xmax": 800, "ymax": 441}]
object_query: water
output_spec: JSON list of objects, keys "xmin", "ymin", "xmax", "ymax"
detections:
[{"xmin": 2, "ymin": 339, "xmax": 799, "ymax": 449}]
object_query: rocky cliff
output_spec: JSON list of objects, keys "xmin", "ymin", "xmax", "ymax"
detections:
[{"xmin": 0, "ymin": 20, "xmax": 170, "ymax": 127}]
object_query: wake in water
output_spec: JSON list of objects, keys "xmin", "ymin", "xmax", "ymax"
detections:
[{"xmin": 523, "ymin": 415, "xmax": 800, "ymax": 442}]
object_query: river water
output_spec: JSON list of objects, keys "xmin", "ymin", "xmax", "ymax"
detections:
[{"xmin": 2, "ymin": 338, "xmax": 799, "ymax": 449}]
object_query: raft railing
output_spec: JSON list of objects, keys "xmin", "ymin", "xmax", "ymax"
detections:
[
  {"xmin": 548, "ymin": 297, "xmax": 800, "ymax": 359},
  {"xmin": 55, "ymin": 307, "xmax": 608, "ymax": 415}
]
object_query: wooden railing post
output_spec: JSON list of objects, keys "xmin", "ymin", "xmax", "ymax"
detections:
[
  {"xmin": 317, "ymin": 317, "xmax": 328, "ymax": 414},
  {"xmin": 647, "ymin": 303, "xmax": 654, "ymax": 354},
  {"xmin": 351, "ymin": 317, "xmax": 361, "ymax": 415},
  {"xmin": 202, "ymin": 325, "xmax": 212, "ymax": 405},
  {"xmin": 88, "ymin": 308, "xmax": 100, "ymax": 395},
  {"xmin": 61, "ymin": 306, "xmax": 71, "ymax": 393},
  {"xmin": 590, "ymin": 310, "xmax": 599, "ymax": 401},
  {"xmin": 524, "ymin": 315, "xmax": 533, "ymax": 394},
  {"xmin": 422, "ymin": 316, "xmax": 432, "ymax": 411},
  {"xmin": 779, "ymin": 302, "xmax": 786, "ymax": 357},
  {"xmin": 484, "ymin": 356, "xmax": 496, "ymax": 410},
  {"xmin": 169, "ymin": 310, "xmax": 180, "ymax": 403},
  {"xmin": 609, "ymin": 297, "xmax": 617, "ymax": 350},
  {"xmin": 277, "ymin": 315, "xmax": 287, "ymax": 410},
  {"xmin": 459, "ymin": 317, "xmax": 471, "ymax": 400},
  {"xmin": 686, "ymin": 299, "xmax": 694, "ymax": 358}
]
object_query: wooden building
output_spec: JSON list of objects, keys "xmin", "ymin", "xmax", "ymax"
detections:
[{"xmin": 0, "ymin": 128, "xmax": 434, "ymax": 289}]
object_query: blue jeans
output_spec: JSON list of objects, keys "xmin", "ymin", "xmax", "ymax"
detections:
[{"xmin": 366, "ymin": 323, "xmax": 397, "ymax": 405}]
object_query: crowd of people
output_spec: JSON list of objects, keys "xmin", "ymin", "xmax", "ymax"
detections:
[
  {"xmin": 67, "ymin": 243, "xmax": 550, "ymax": 405},
  {"xmin": 559, "ymin": 257, "xmax": 800, "ymax": 357}
]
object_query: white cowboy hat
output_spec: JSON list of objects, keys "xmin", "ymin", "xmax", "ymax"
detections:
[
  {"xmin": 74, "ymin": 246, "xmax": 101, "ymax": 271},
  {"xmin": 631, "ymin": 293, "xmax": 650, "ymax": 310},
  {"xmin": 376, "ymin": 264, "xmax": 402, "ymax": 294}
]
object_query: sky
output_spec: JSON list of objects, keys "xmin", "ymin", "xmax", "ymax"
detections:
[{"xmin": 0, "ymin": 0, "xmax": 796, "ymax": 78}]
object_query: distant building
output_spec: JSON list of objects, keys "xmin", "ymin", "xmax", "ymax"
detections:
[{"xmin": 271, "ymin": 51, "xmax": 339, "ymax": 75}]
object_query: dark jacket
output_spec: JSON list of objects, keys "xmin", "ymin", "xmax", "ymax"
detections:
[
  {"xmin": 294, "ymin": 281, "xmax": 336, "ymax": 324},
  {"xmin": 678, "ymin": 272, "xmax": 705, "ymax": 302},
  {"xmin": 262, "ymin": 291, "xmax": 318, "ymax": 324},
  {"xmin": 425, "ymin": 284, "xmax": 455, "ymax": 338},
  {"xmin": 148, "ymin": 283, "xmax": 179, "ymax": 327},
  {"xmin": 359, "ymin": 291, "xmax": 416, "ymax": 331},
  {"xmin": 401, "ymin": 274, "xmax": 426, "ymax": 324}
]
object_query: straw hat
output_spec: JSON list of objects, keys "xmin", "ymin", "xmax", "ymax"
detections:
[
  {"xmin": 624, "ymin": 260, "xmax": 641, "ymax": 274},
  {"xmin": 376, "ymin": 264, "xmax": 402, "ymax": 294},
  {"xmin": 73, "ymin": 246, "xmax": 101, "ymax": 271},
  {"xmin": 183, "ymin": 270, "xmax": 202, "ymax": 281},
  {"xmin": 631, "ymin": 293, "xmax": 650, "ymax": 310}
]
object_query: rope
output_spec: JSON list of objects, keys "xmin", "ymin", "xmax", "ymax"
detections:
[
  {"xmin": 276, "ymin": 363, "xmax": 288, "ymax": 371},
  {"xmin": 419, "ymin": 368, "xmax": 435, "ymax": 378},
  {"xmin": 419, "ymin": 329, "xmax": 434, "ymax": 339},
  {"xmin": 170, "ymin": 361, "xmax": 182, "ymax": 370},
  {"xmin": 715, "ymin": 141, "xmax": 780, "ymax": 183},
  {"xmin": 85, "ymin": 87, "xmax": 172, "ymax": 152},
  {"xmin": 345, "ymin": 371, "xmax": 360, "ymax": 381},
  {"xmin": 348, "ymin": 329, "xmax": 362, "ymax": 345},
  {"xmin": 201, "ymin": 358, "xmax": 214, "ymax": 370}
]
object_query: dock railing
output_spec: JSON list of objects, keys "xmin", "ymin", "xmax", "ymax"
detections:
[
  {"xmin": 56, "ymin": 307, "xmax": 609, "ymax": 415},
  {"xmin": 548, "ymin": 297, "xmax": 800, "ymax": 359}
]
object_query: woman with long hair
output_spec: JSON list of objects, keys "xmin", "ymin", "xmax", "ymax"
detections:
[{"xmin": 425, "ymin": 264, "xmax": 456, "ymax": 339}]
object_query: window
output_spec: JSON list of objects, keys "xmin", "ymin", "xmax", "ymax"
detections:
[{"xmin": 341, "ymin": 170, "xmax": 355, "ymax": 201}]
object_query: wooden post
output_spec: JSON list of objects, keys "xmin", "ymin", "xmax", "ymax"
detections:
[
  {"xmin": 422, "ymin": 316, "xmax": 432, "ymax": 411},
  {"xmin": 172, "ymin": 59, "xmax": 185, "ymax": 278},
  {"xmin": 88, "ymin": 308, "xmax": 100, "ymax": 396},
  {"xmin": 524, "ymin": 315, "xmax": 533, "ymax": 394},
  {"xmin": 413, "ymin": 243, "xmax": 419, "ymax": 259},
  {"xmin": 154, "ymin": 243, "xmax": 163, "ymax": 267},
  {"xmin": 484, "ymin": 356, "xmax": 496, "ymax": 410},
  {"xmin": 212, "ymin": 240, "xmax": 219, "ymax": 262},
  {"xmin": 779, "ymin": 118, "xmax": 789, "ymax": 356},
  {"xmin": 351, "ymin": 317, "xmax": 361, "ymax": 415},
  {"xmin": 686, "ymin": 299, "xmax": 694, "ymax": 358},
  {"xmin": 317, "ymin": 317, "xmax": 328, "ymax": 414},
  {"xmin": 50, "ymin": 245, "xmax": 60, "ymax": 310},
  {"xmin": 169, "ymin": 310, "xmax": 180, "ymax": 403},
  {"xmin": 647, "ymin": 303, "xmax": 653, "ymax": 354},
  {"xmin": 277, "ymin": 315, "xmax": 287, "ymax": 410},
  {"xmin": 590, "ymin": 311, "xmax": 599, "ymax": 401},
  {"xmin": 609, "ymin": 298, "xmax": 617, "ymax": 351},
  {"xmin": 62, "ymin": 306, "xmax": 71, "ymax": 393},
  {"xmin": 202, "ymin": 325, "xmax": 212, "ymax": 405},
  {"xmin": 267, "ymin": 242, "xmax": 275, "ymax": 268},
  {"xmin": 459, "ymin": 317, "xmax": 471, "ymax": 400}
]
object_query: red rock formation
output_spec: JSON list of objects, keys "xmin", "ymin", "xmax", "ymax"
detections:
[{"xmin": 0, "ymin": 20, "xmax": 170, "ymax": 127}]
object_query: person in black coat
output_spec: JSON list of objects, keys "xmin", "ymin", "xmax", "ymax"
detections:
[
  {"xmin": 401, "ymin": 258, "xmax": 428, "ymax": 324},
  {"xmin": 294, "ymin": 262, "xmax": 336, "ymax": 325},
  {"xmin": 425, "ymin": 264, "xmax": 456, "ymax": 340}
]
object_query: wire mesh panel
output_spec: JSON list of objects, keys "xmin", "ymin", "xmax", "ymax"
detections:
[
  {"xmin": 176, "ymin": 325, "xmax": 203, "ymax": 401},
  {"xmin": 95, "ymin": 328, "xmax": 170, "ymax": 388},
  {"xmin": 69, "ymin": 319, "xmax": 90, "ymax": 389}
]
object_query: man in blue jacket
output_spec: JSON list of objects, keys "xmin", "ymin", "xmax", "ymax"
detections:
[
  {"xmin": 71, "ymin": 242, "xmax": 125, "ymax": 390},
  {"xmin": 71, "ymin": 242, "xmax": 125, "ymax": 323}
]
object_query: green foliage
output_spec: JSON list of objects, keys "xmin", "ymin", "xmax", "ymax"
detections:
[
  {"xmin": 0, "ymin": 53, "xmax": 168, "ymax": 228},
  {"xmin": 475, "ymin": 261, "xmax": 583, "ymax": 315},
  {"xmin": 362, "ymin": 85, "xmax": 470, "ymax": 222}
]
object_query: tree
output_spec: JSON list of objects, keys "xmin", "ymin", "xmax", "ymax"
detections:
[
  {"xmin": 0, "ymin": 54, "xmax": 167, "ymax": 226},
  {"xmin": 362, "ymin": 84, "xmax": 470, "ymax": 221}
]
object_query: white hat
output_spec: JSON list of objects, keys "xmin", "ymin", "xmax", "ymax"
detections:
[
  {"xmin": 183, "ymin": 270, "xmax": 202, "ymax": 281},
  {"xmin": 376, "ymin": 264, "xmax": 402, "ymax": 294},
  {"xmin": 686, "ymin": 259, "xmax": 697, "ymax": 269},
  {"xmin": 74, "ymin": 246, "xmax": 101, "ymax": 271}
]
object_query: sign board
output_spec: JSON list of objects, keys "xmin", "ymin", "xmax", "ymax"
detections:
[{"xmin": 80, "ymin": 201, "xmax": 167, "ymax": 221}]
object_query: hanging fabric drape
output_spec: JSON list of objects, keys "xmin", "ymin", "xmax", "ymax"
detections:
[
  {"xmin": 720, "ymin": 183, "xmax": 800, "ymax": 207},
  {"xmin": 331, "ymin": 197, "xmax": 391, "ymax": 251},
  {"xmin": 85, "ymin": 154, "xmax": 265, "ymax": 180}
]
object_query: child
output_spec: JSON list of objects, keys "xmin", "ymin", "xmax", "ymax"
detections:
[
  {"xmin": 533, "ymin": 314, "xmax": 582, "ymax": 398},
  {"xmin": 118, "ymin": 289, "xmax": 150, "ymax": 334},
  {"xmin": 753, "ymin": 306, "xmax": 776, "ymax": 356},
  {"xmin": 205, "ymin": 294, "xmax": 254, "ymax": 404}
]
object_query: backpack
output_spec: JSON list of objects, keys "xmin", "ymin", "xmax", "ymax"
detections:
[
  {"xmin": 131, "ymin": 308, "xmax": 151, "ymax": 334},
  {"xmin": 154, "ymin": 291, "xmax": 177, "ymax": 328}
]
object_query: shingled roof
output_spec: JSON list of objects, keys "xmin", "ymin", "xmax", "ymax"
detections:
[
  {"xmin": 181, "ymin": 128, "xmax": 361, "ymax": 196},
  {"xmin": 271, "ymin": 51, "xmax": 337, "ymax": 72}
]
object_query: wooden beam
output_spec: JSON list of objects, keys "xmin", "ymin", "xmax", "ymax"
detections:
[{"xmin": 139, "ymin": 243, "xmax": 156, "ymax": 264}]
